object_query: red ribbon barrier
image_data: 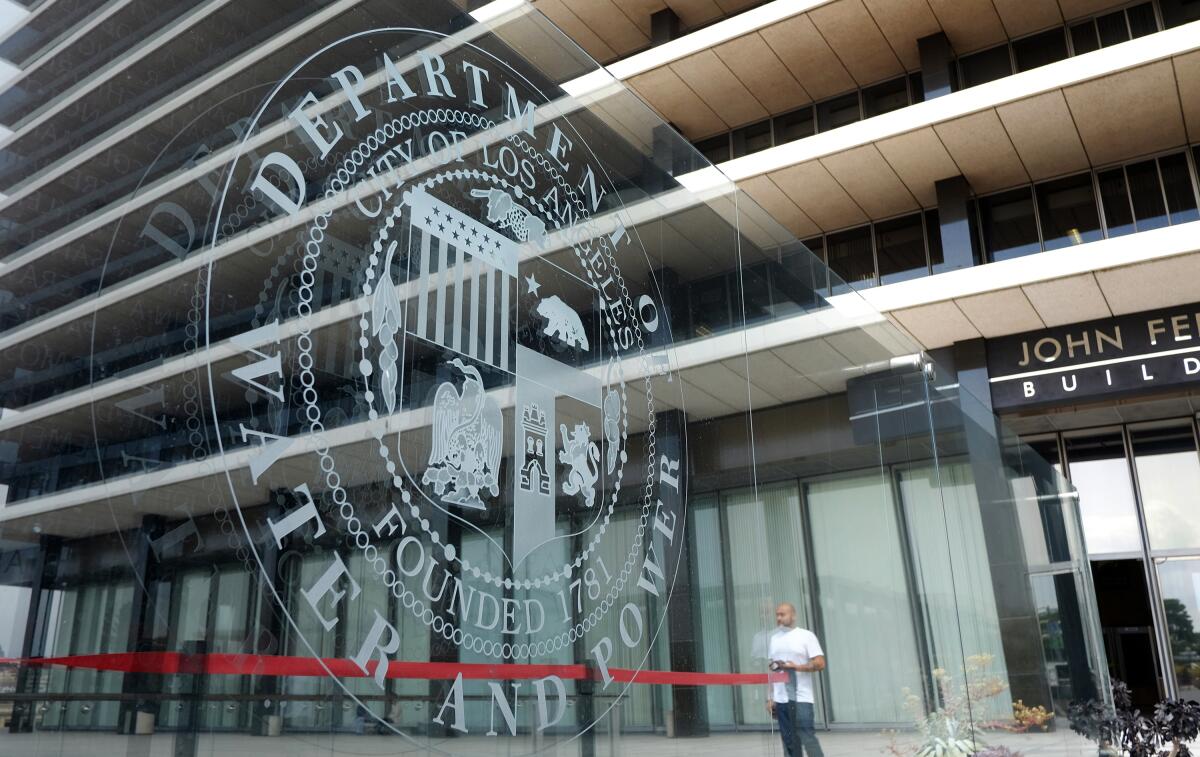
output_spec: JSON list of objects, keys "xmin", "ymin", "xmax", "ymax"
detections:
[{"xmin": 0, "ymin": 653, "xmax": 784, "ymax": 686}]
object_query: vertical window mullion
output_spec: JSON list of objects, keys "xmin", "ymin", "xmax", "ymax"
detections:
[
  {"xmin": 1123, "ymin": 164, "xmax": 1138, "ymax": 231},
  {"xmin": 1156, "ymin": 156, "xmax": 1173, "ymax": 226},
  {"xmin": 1030, "ymin": 181, "xmax": 1047, "ymax": 251},
  {"xmin": 1093, "ymin": 169, "xmax": 1111, "ymax": 239}
]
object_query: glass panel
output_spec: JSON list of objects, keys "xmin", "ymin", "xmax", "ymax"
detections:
[
  {"xmin": 695, "ymin": 134, "xmax": 731, "ymax": 164},
  {"xmin": 1071, "ymin": 21, "xmax": 1101, "ymax": 55},
  {"xmin": 979, "ymin": 187, "xmax": 1040, "ymax": 262},
  {"xmin": 862, "ymin": 76, "xmax": 910, "ymax": 118},
  {"xmin": 1066, "ymin": 433, "xmax": 1144, "ymax": 555},
  {"xmin": 691, "ymin": 496, "xmax": 735, "ymax": 727},
  {"xmin": 731, "ymin": 119, "xmax": 772, "ymax": 158},
  {"xmin": 1035, "ymin": 173, "xmax": 1103, "ymax": 250},
  {"xmin": 960, "ymin": 44, "xmax": 1013, "ymax": 88},
  {"xmin": 773, "ymin": 106, "xmax": 815, "ymax": 143},
  {"xmin": 1099, "ymin": 167, "xmax": 1136, "ymax": 237},
  {"xmin": 1127, "ymin": 2, "xmax": 1159, "ymax": 37},
  {"xmin": 1097, "ymin": 9, "xmax": 1132, "ymax": 46},
  {"xmin": 1158, "ymin": 152, "xmax": 1200, "ymax": 225},
  {"xmin": 816, "ymin": 92, "xmax": 861, "ymax": 132},
  {"xmin": 825, "ymin": 225, "xmax": 875, "ymax": 291},
  {"xmin": 1131, "ymin": 424, "xmax": 1200, "ymax": 552},
  {"xmin": 875, "ymin": 213, "xmax": 928, "ymax": 284},
  {"xmin": 1157, "ymin": 558, "xmax": 1200, "ymax": 700},
  {"xmin": 807, "ymin": 472, "xmax": 923, "ymax": 724},
  {"xmin": 1013, "ymin": 28, "xmax": 1069, "ymax": 72},
  {"xmin": 1128, "ymin": 159, "xmax": 1171, "ymax": 231}
]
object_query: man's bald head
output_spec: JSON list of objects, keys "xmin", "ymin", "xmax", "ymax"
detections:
[{"xmin": 775, "ymin": 603, "xmax": 796, "ymax": 628}]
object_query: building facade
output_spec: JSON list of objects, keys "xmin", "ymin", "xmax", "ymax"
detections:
[{"xmin": 0, "ymin": 0, "xmax": 1196, "ymax": 754}]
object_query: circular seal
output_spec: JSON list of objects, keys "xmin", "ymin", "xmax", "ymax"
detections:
[{"xmin": 203, "ymin": 28, "xmax": 687, "ymax": 749}]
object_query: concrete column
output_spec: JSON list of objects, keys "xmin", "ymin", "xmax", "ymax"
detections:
[
  {"xmin": 935, "ymin": 175, "xmax": 977, "ymax": 272},
  {"xmin": 651, "ymin": 9, "xmax": 681, "ymax": 45},
  {"xmin": 7, "ymin": 535, "xmax": 61, "ymax": 733},
  {"xmin": 252, "ymin": 496, "xmax": 287, "ymax": 736},
  {"xmin": 118, "ymin": 515, "xmax": 164, "ymax": 735},
  {"xmin": 917, "ymin": 32, "xmax": 956, "ymax": 100},
  {"xmin": 950, "ymin": 340, "xmax": 1092, "ymax": 708}
]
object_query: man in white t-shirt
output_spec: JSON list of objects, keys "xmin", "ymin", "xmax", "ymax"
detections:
[{"xmin": 766, "ymin": 602, "xmax": 825, "ymax": 757}]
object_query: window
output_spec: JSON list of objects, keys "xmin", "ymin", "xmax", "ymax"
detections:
[
  {"xmin": 825, "ymin": 225, "xmax": 874, "ymax": 291},
  {"xmin": 1127, "ymin": 2, "xmax": 1158, "ymax": 37},
  {"xmin": 695, "ymin": 134, "xmax": 730, "ymax": 164},
  {"xmin": 800, "ymin": 236, "xmax": 829, "ymax": 295},
  {"xmin": 874, "ymin": 213, "xmax": 928, "ymax": 283},
  {"xmin": 1013, "ymin": 29, "xmax": 1069, "ymax": 72},
  {"xmin": 1159, "ymin": 152, "xmax": 1200, "ymax": 225},
  {"xmin": 1099, "ymin": 167, "xmax": 1136, "ymax": 237},
  {"xmin": 1131, "ymin": 424, "xmax": 1200, "ymax": 552},
  {"xmin": 1065, "ymin": 433, "xmax": 1143, "ymax": 555},
  {"xmin": 689, "ymin": 274, "xmax": 731, "ymax": 336},
  {"xmin": 731, "ymin": 119, "xmax": 772, "ymax": 158},
  {"xmin": 1036, "ymin": 173, "xmax": 1102, "ymax": 250},
  {"xmin": 862, "ymin": 76, "xmax": 909, "ymax": 118},
  {"xmin": 1096, "ymin": 9, "xmax": 1132, "ymax": 46},
  {"xmin": 816, "ymin": 92, "xmax": 860, "ymax": 132},
  {"xmin": 1070, "ymin": 21, "xmax": 1101, "ymax": 55},
  {"xmin": 960, "ymin": 45, "xmax": 1012, "ymax": 88},
  {"xmin": 774, "ymin": 106, "xmax": 815, "ymax": 143},
  {"xmin": 1127, "ymin": 158, "xmax": 1170, "ymax": 232},
  {"xmin": 979, "ymin": 187, "xmax": 1040, "ymax": 262}
]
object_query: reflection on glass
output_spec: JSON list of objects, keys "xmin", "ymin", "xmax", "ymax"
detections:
[
  {"xmin": 826, "ymin": 226, "xmax": 875, "ymax": 292},
  {"xmin": 1157, "ymin": 559, "xmax": 1200, "ymax": 701},
  {"xmin": 1036, "ymin": 173, "xmax": 1102, "ymax": 250},
  {"xmin": 1132, "ymin": 425, "xmax": 1200, "ymax": 551},
  {"xmin": 1067, "ymin": 433, "xmax": 1143, "ymax": 555},
  {"xmin": 980, "ymin": 188, "xmax": 1040, "ymax": 262},
  {"xmin": 875, "ymin": 213, "xmax": 929, "ymax": 284},
  {"xmin": 807, "ymin": 472, "xmax": 922, "ymax": 724}
]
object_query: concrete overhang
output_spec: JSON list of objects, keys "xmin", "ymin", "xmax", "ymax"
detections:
[
  {"xmin": 858, "ymin": 219, "xmax": 1200, "ymax": 349},
  {"xmin": 711, "ymin": 21, "xmax": 1200, "ymax": 238}
]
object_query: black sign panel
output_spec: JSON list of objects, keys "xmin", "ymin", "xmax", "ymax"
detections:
[{"xmin": 987, "ymin": 302, "xmax": 1200, "ymax": 410}]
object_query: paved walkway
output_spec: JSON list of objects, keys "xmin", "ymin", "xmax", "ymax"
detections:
[{"xmin": 0, "ymin": 728, "xmax": 1102, "ymax": 756}]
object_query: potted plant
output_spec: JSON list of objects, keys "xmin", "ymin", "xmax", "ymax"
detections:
[{"xmin": 1068, "ymin": 680, "xmax": 1200, "ymax": 756}]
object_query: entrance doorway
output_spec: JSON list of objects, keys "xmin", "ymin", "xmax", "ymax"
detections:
[{"xmin": 1091, "ymin": 559, "xmax": 1163, "ymax": 710}]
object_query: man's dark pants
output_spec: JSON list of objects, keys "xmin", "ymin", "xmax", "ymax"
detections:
[{"xmin": 776, "ymin": 701, "xmax": 824, "ymax": 757}]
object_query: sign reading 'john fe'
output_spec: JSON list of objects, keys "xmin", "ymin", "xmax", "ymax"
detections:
[
  {"xmin": 987, "ymin": 302, "xmax": 1200, "ymax": 410},
  {"xmin": 202, "ymin": 27, "xmax": 686, "ymax": 748}
]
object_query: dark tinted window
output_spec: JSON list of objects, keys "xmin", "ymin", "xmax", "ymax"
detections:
[
  {"xmin": 800, "ymin": 236, "xmax": 829, "ymax": 294},
  {"xmin": 731, "ymin": 119, "xmax": 772, "ymax": 158},
  {"xmin": 825, "ymin": 226, "xmax": 874, "ymax": 291},
  {"xmin": 1096, "ymin": 9, "xmax": 1131, "ymax": 46},
  {"xmin": 695, "ymin": 134, "xmax": 730, "ymax": 164},
  {"xmin": 774, "ymin": 107, "xmax": 815, "ymax": 143},
  {"xmin": 1036, "ymin": 173, "xmax": 1102, "ymax": 250},
  {"xmin": 875, "ymin": 213, "xmax": 928, "ymax": 283},
  {"xmin": 960, "ymin": 45, "xmax": 1012, "ymax": 88},
  {"xmin": 980, "ymin": 187, "xmax": 1040, "ymax": 262},
  {"xmin": 1127, "ymin": 159, "xmax": 1170, "ymax": 232},
  {"xmin": 862, "ymin": 77, "xmax": 909, "ymax": 118},
  {"xmin": 909, "ymin": 72, "xmax": 926, "ymax": 103},
  {"xmin": 1013, "ymin": 29, "xmax": 1069, "ymax": 72},
  {"xmin": 1127, "ymin": 3, "xmax": 1158, "ymax": 37},
  {"xmin": 816, "ymin": 92, "xmax": 861, "ymax": 132},
  {"xmin": 1071, "ymin": 21, "xmax": 1100, "ymax": 55},
  {"xmin": 689, "ymin": 275, "xmax": 731, "ymax": 335},
  {"xmin": 1098, "ymin": 167, "xmax": 1135, "ymax": 237},
  {"xmin": 1159, "ymin": 153, "xmax": 1199, "ymax": 225}
]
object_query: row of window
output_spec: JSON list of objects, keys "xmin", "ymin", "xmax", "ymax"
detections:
[
  {"xmin": 691, "ymin": 1, "xmax": 1164, "ymax": 165},
  {"xmin": 788, "ymin": 146, "xmax": 1200, "ymax": 293}
]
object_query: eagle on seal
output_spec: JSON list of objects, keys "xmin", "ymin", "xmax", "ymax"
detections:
[{"xmin": 423, "ymin": 358, "xmax": 502, "ymax": 511}]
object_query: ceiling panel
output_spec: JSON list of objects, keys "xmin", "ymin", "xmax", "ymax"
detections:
[
  {"xmin": 861, "ymin": 0, "xmax": 941, "ymax": 70},
  {"xmin": 934, "ymin": 110, "xmax": 1031, "ymax": 193},
  {"xmin": 684, "ymin": 361, "xmax": 775, "ymax": 409},
  {"xmin": 1095, "ymin": 252, "xmax": 1200, "ymax": 315},
  {"xmin": 560, "ymin": 0, "xmax": 649, "ymax": 58},
  {"xmin": 1064, "ymin": 60, "xmax": 1186, "ymax": 166},
  {"xmin": 1173, "ymin": 50, "xmax": 1200, "ymax": 143},
  {"xmin": 671, "ymin": 49, "xmax": 769, "ymax": 129},
  {"xmin": 808, "ymin": 0, "xmax": 904, "ymax": 85},
  {"xmin": 715, "ymin": 33, "xmax": 810, "ymax": 115},
  {"xmin": 924, "ymin": 0, "xmax": 1007, "ymax": 54},
  {"xmin": 955, "ymin": 289, "xmax": 1045, "ymax": 337},
  {"xmin": 991, "ymin": 0, "xmax": 1062, "ymax": 37},
  {"xmin": 890, "ymin": 301, "xmax": 981, "ymax": 348},
  {"xmin": 874, "ymin": 127, "xmax": 961, "ymax": 206},
  {"xmin": 997, "ymin": 91, "xmax": 1090, "ymax": 181},
  {"xmin": 628, "ymin": 66, "xmax": 726, "ymax": 138},
  {"xmin": 678, "ymin": 373, "xmax": 737, "ymax": 418},
  {"xmin": 771, "ymin": 338, "xmax": 856, "ymax": 392},
  {"xmin": 820, "ymin": 144, "xmax": 919, "ymax": 219},
  {"xmin": 1021, "ymin": 273, "xmax": 1112, "ymax": 326},
  {"xmin": 769, "ymin": 161, "xmax": 868, "ymax": 231},
  {"xmin": 665, "ymin": 0, "xmax": 725, "ymax": 28},
  {"xmin": 1057, "ymin": 0, "xmax": 1132, "ymax": 21},
  {"xmin": 759, "ymin": 14, "xmax": 857, "ymax": 102},
  {"xmin": 739, "ymin": 175, "xmax": 822, "ymax": 239},
  {"xmin": 729, "ymin": 352, "xmax": 827, "ymax": 404},
  {"xmin": 533, "ymin": 0, "xmax": 619, "ymax": 61}
]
